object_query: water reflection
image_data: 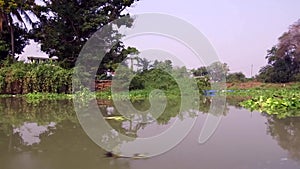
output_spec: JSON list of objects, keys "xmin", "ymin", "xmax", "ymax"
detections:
[
  {"xmin": 81, "ymin": 97, "xmax": 204, "ymax": 157},
  {"xmin": 0, "ymin": 98, "xmax": 76, "ymax": 136},
  {"xmin": 1, "ymin": 120, "xmax": 132, "ymax": 169},
  {"xmin": 266, "ymin": 116, "xmax": 300, "ymax": 161},
  {"xmin": 13, "ymin": 122, "xmax": 56, "ymax": 146},
  {"xmin": 0, "ymin": 97, "xmax": 299, "ymax": 169}
]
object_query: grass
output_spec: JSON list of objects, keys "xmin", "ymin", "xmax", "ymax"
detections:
[{"xmin": 0, "ymin": 88, "xmax": 184, "ymax": 104}]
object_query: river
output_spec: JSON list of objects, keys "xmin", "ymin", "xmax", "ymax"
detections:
[{"xmin": 0, "ymin": 97, "xmax": 299, "ymax": 169}]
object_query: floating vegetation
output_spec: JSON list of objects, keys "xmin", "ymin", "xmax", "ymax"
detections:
[
  {"xmin": 25, "ymin": 92, "xmax": 73, "ymax": 103},
  {"xmin": 239, "ymin": 89, "xmax": 300, "ymax": 119}
]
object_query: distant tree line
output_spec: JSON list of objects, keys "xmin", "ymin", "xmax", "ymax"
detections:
[{"xmin": 191, "ymin": 62, "xmax": 247, "ymax": 83}]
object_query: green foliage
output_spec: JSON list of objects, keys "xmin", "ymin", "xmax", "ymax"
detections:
[
  {"xmin": 0, "ymin": 98, "xmax": 76, "ymax": 135},
  {"xmin": 73, "ymin": 87, "xmax": 96, "ymax": 107},
  {"xmin": 152, "ymin": 60, "xmax": 173, "ymax": 71},
  {"xmin": 0, "ymin": 61, "xmax": 73, "ymax": 94},
  {"xmin": 0, "ymin": 0, "xmax": 37, "ymax": 60},
  {"xmin": 112, "ymin": 60, "xmax": 178, "ymax": 91},
  {"xmin": 0, "ymin": 23, "xmax": 29, "ymax": 61},
  {"xmin": 143, "ymin": 69, "xmax": 178, "ymax": 90},
  {"xmin": 195, "ymin": 76, "xmax": 211, "ymax": 91},
  {"xmin": 227, "ymin": 72, "xmax": 246, "ymax": 83},
  {"xmin": 239, "ymin": 89, "xmax": 300, "ymax": 119},
  {"xmin": 258, "ymin": 19, "xmax": 300, "ymax": 83},
  {"xmin": 96, "ymin": 89, "xmax": 176, "ymax": 101},
  {"xmin": 130, "ymin": 74, "xmax": 145, "ymax": 90},
  {"xmin": 257, "ymin": 48, "xmax": 298, "ymax": 83},
  {"xmin": 111, "ymin": 60, "xmax": 209, "ymax": 98},
  {"xmin": 25, "ymin": 92, "xmax": 73, "ymax": 104},
  {"xmin": 191, "ymin": 66, "xmax": 208, "ymax": 77},
  {"xmin": 31, "ymin": 0, "xmax": 139, "ymax": 68}
]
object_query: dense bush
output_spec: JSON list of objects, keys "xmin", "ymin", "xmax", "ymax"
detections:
[
  {"xmin": 0, "ymin": 61, "xmax": 73, "ymax": 94},
  {"xmin": 226, "ymin": 72, "xmax": 246, "ymax": 83},
  {"xmin": 129, "ymin": 68, "xmax": 209, "ymax": 92}
]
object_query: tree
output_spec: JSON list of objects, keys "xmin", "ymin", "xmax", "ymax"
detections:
[
  {"xmin": 136, "ymin": 57, "xmax": 152, "ymax": 72},
  {"xmin": 0, "ymin": 0, "xmax": 36, "ymax": 61},
  {"xmin": 257, "ymin": 65, "xmax": 274, "ymax": 82},
  {"xmin": 0, "ymin": 23, "xmax": 29, "ymax": 61},
  {"xmin": 124, "ymin": 48, "xmax": 139, "ymax": 71},
  {"xmin": 259, "ymin": 19, "xmax": 300, "ymax": 83},
  {"xmin": 258, "ymin": 45, "xmax": 299, "ymax": 83},
  {"xmin": 152, "ymin": 59, "xmax": 173, "ymax": 72},
  {"xmin": 191, "ymin": 66, "xmax": 208, "ymax": 77},
  {"xmin": 207, "ymin": 62, "xmax": 229, "ymax": 82},
  {"xmin": 226, "ymin": 72, "xmax": 246, "ymax": 83},
  {"xmin": 31, "ymin": 0, "xmax": 139, "ymax": 68},
  {"xmin": 99, "ymin": 45, "xmax": 139, "ymax": 75},
  {"xmin": 277, "ymin": 19, "xmax": 300, "ymax": 62}
]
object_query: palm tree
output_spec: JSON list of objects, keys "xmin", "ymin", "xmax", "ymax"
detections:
[
  {"xmin": 126, "ymin": 54, "xmax": 139, "ymax": 71},
  {"xmin": 136, "ymin": 57, "xmax": 152, "ymax": 71},
  {"xmin": 0, "ymin": 0, "xmax": 36, "ymax": 61}
]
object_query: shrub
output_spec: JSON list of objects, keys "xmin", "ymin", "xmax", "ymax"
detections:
[{"xmin": 0, "ymin": 61, "xmax": 73, "ymax": 94}]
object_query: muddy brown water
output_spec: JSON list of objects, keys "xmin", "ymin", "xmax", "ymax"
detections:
[{"xmin": 0, "ymin": 97, "xmax": 299, "ymax": 169}]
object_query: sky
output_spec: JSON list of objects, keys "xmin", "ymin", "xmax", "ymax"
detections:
[{"xmin": 20, "ymin": 0, "xmax": 300, "ymax": 77}]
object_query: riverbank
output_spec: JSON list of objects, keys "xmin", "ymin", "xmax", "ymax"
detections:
[
  {"xmin": 1, "ymin": 81, "xmax": 300, "ymax": 119},
  {"xmin": 227, "ymin": 81, "xmax": 300, "ymax": 89},
  {"xmin": 0, "ymin": 88, "xmax": 185, "ymax": 103}
]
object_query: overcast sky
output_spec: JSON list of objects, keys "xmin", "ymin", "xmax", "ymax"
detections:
[
  {"xmin": 125, "ymin": 0, "xmax": 300, "ymax": 77},
  {"xmin": 21, "ymin": 0, "xmax": 300, "ymax": 77}
]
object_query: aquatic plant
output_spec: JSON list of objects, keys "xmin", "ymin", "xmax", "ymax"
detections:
[{"xmin": 239, "ymin": 89, "xmax": 300, "ymax": 118}]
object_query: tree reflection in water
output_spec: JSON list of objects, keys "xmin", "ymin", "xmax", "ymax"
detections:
[
  {"xmin": 0, "ymin": 96, "xmax": 229, "ymax": 156},
  {"xmin": 3, "ymin": 96, "xmax": 295, "ymax": 169},
  {"xmin": 266, "ymin": 116, "xmax": 300, "ymax": 161},
  {"xmin": 0, "ymin": 95, "xmax": 237, "ymax": 150}
]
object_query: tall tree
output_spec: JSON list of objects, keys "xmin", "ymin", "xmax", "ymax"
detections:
[
  {"xmin": 0, "ymin": 23, "xmax": 28, "ymax": 61},
  {"xmin": 0, "ymin": 0, "xmax": 36, "ymax": 61},
  {"xmin": 277, "ymin": 19, "xmax": 300, "ymax": 62},
  {"xmin": 136, "ymin": 57, "xmax": 152, "ymax": 72},
  {"xmin": 31, "ymin": 0, "xmax": 139, "ymax": 68},
  {"xmin": 152, "ymin": 60, "xmax": 173, "ymax": 72},
  {"xmin": 258, "ymin": 19, "xmax": 300, "ymax": 83}
]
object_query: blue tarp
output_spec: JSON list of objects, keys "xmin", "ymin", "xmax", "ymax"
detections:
[{"xmin": 203, "ymin": 90, "xmax": 234, "ymax": 96}]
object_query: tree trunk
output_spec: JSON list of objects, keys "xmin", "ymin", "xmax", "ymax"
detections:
[
  {"xmin": 130, "ymin": 57, "xmax": 133, "ymax": 70},
  {"xmin": 8, "ymin": 15, "xmax": 15, "ymax": 62}
]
